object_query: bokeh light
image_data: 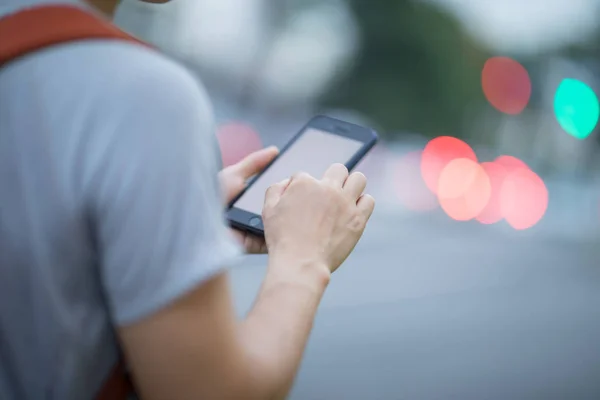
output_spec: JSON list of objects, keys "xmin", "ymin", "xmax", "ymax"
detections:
[
  {"xmin": 217, "ymin": 122, "xmax": 263, "ymax": 167},
  {"xmin": 554, "ymin": 78, "xmax": 599, "ymax": 140},
  {"xmin": 393, "ymin": 151, "xmax": 438, "ymax": 212},
  {"xmin": 421, "ymin": 136, "xmax": 477, "ymax": 194},
  {"xmin": 475, "ymin": 161, "xmax": 508, "ymax": 225},
  {"xmin": 437, "ymin": 158, "xmax": 491, "ymax": 221},
  {"xmin": 500, "ymin": 167, "xmax": 548, "ymax": 230},
  {"xmin": 494, "ymin": 155, "xmax": 529, "ymax": 172},
  {"xmin": 482, "ymin": 56, "xmax": 531, "ymax": 115}
]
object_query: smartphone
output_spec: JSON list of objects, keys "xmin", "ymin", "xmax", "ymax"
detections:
[{"xmin": 226, "ymin": 115, "xmax": 378, "ymax": 236}]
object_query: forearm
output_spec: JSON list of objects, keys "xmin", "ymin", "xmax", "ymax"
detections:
[{"xmin": 239, "ymin": 258, "xmax": 331, "ymax": 399}]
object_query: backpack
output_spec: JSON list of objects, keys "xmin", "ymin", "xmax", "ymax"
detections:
[{"xmin": 0, "ymin": 4, "xmax": 147, "ymax": 399}]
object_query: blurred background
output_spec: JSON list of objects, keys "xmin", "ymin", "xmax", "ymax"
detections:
[{"xmin": 116, "ymin": 0, "xmax": 600, "ymax": 398}]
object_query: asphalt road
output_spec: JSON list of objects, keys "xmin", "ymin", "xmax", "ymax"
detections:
[{"xmin": 229, "ymin": 210, "xmax": 600, "ymax": 400}]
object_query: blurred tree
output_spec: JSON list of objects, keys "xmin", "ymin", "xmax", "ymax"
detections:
[{"xmin": 319, "ymin": 0, "xmax": 490, "ymax": 139}]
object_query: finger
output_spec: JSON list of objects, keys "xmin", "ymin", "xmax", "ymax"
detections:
[
  {"xmin": 290, "ymin": 171, "xmax": 313, "ymax": 183},
  {"xmin": 287, "ymin": 171, "xmax": 317, "ymax": 192},
  {"xmin": 321, "ymin": 163, "xmax": 348, "ymax": 187},
  {"xmin": 263, "ymin": 178, "xmax": 291, "ymax": 211},
  {"xmin": 244, "ymin": 235, "xmax": 265, "ymax": 254},
  {"xmin": 253, "ymin": 238, "xmax": 268, "ymax": 254},
  {"xmin": 233, "ymin": 146, "xmax": 279, "ymax": 179},
  {"xmin": 343, "ymin": 171, "xmax": 367, "ymax": 200},
  {"xmin": 357, "ymin": 194, "xmax": 375, "ymax": 219},
  {"xmin": 218, "ymin": 168, "xmax": 246, "ymax": 203},
  {"xmin": 231, "ymin": 229, "xmax": 268, "ymax": 254}
]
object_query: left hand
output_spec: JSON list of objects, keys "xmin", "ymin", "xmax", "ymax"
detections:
[{"xmin": 219, "ymin": 146, "xmax": 279, "ymax": 254}]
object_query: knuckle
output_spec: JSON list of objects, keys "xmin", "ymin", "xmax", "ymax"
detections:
[
  {"xmin": 292, "ymin": 172, "xmax": 312, "ymax": 187},
  {"xmin": 264, "ymin": 186, "xmax": 277, "ymax": 200},
  {"xmin": 261, "ymin": 204, "xmax": 271, "ymax": 216},
  {"xmin": 323, "ymin": 184, "xmax": 340, "ymax": 198},
  {"xmin": 262, "ymin": 206, "xmax": 275, "ymax": 220},
  {"xmin": 361, "ymin": 194, "xmax": 376, "ymax": 212},
  {"xmin": 348, "ymin": 210, "xmax": 365, "ymax": 232},
  {"xmin": 333, "ymin": 162, "xmax": 348, "ymax": 171},
  {"xmin": 333, "ymin": 163, "xmax": 349, "ymax": 176},
  {"xmin": 352, "ymin": 171, "xmax": 367, "ymax": 182},
  {"xmin": 294, "ymin": 171, "xmax": 311, "ymax": 180},
  {"xmin": 365, "ymin": 194, "xmax": 376, "ymax": 206}
]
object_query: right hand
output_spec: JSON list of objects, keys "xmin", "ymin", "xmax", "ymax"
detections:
[{"xmin": 262, "ymin": 163, "xmax": 375, "ymax": 274}]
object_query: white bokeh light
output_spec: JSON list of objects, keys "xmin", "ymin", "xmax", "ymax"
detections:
[
  {"xmin": 115, "ymin": 0, "xmax": 267, "ymax": 84},
  {"xmin": 257, "ymin": 0, "xmax": 360, "ymax": 104},
  {"xmin": 426, "ymin": 0, "xmax": 599, "ymax": 55}
]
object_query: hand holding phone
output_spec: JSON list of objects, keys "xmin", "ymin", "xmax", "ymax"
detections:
[
  {"xmin": 261, "ymin": 163, "xmax": 376, "ymax": 273},
  {"xmin": 226, "ymin": 115, "xmax": 378, "ymax": 236}
]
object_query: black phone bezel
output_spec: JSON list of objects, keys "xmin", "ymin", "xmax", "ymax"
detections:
[{"xmin": 226, "ymin": 115, "xmax": 379, "ymax": 237}]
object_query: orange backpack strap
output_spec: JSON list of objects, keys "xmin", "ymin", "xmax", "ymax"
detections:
[
  {"xmin": 0, "ymin": 4, "xmax": 145, "ymax": 399},
  {"xmin": 0, "ymin": 4, "xmax": 147, "ymax": 67}
]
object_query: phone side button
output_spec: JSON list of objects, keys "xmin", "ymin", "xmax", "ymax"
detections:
[{"xmin": 248, "ymin": 216, "xmax": 262, "ymax": 227}]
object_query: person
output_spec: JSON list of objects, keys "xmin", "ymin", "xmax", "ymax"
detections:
[{"xmin": 0, "ymin": 1, "xmax": 375, "ymax": 399}]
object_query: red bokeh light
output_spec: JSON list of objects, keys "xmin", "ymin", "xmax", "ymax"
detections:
[
  {"xmin": 393, "ymin": 151, "xmax": 438, "ymax": 212},
  {"xmin": 217, "ymin": 122, "xmax": 263, "ymax": 167},
  {"xmin": 475, "ymin": 161, "xmax": 508, "ymax": 224},
  {"xmin": 418, "ymin": 141, "xmax": 546, "ymax": 229},
  {"xmin": 421, "ymin": 136, "xmax": 477, "ymax": 194},
  {"xmin": 500, "ymin": 167, "xmax": 548, "ymax": 230},
  {"xmin": 437, "ymin": 158, "xmax": 491, "ymax": 221},
  {"xmin": 482, "ymin": 57, "xmax": 531, "ymax": 115},
  {"xmin": 494, "ymin": 155, "xmax": 529, "ymax": 172}
]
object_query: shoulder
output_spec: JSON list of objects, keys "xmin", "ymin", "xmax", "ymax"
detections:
[
  {"xmin": 36, "ymin": 39, "xmax": 219, "ymax": 172},
  {"xmin": 57, "ymin": 42, "xmax": 222, "ymax": 199},
  {"xmin": 24, "ymin": 39, "xmax": 219, "ymax": 187},
  {"xmin": 0, "ymin": 37, "xmax": 222, "ymax": 212},
  {"xmin": 75, "ymin": 40, "xmax": 214, "ymax": 130},
  {"xmin": 4, "ymin": 38, "xmax": 214, "ymax": 135}
]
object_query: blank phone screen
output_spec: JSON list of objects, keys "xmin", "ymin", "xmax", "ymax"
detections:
[{"xmin": 234, "ymin": 128, "xmax": 364, "ymax": 215}]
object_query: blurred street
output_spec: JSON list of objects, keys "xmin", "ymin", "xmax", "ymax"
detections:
[{"xmin": 231, "ymin": 208, "xmax": 600, "ymax": 400}]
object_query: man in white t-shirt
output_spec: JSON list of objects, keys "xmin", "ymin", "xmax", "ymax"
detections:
[{"xmin": 0, "ymin": 1, "xmax": 375, "ymax": 399}]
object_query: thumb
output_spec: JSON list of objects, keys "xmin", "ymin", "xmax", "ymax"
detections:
[
  {"xmin": 234, "ymin": 146, "xmax": 279, "ymax": 179},
  {"xmin": 264, "ymin": 178, "xmax": 291, "ymax": 211}
]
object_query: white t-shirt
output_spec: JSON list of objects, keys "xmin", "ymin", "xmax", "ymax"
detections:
[{"xmin": 0, "ymin": 1, "xmax": 240, "ymax": 398}]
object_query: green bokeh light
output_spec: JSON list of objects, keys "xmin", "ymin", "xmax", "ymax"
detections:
[{"xmin": 554, "ymin": 78, "xmax": 599, "ymax": 140}]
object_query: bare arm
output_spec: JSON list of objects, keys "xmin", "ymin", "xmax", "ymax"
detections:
[
  {"xmin": 238, "ymin": 258, "xmax": 331, "ymax": 399},
  {"xmin": 120, "ymin": 259, "xmax": 330, "ymax": 400}
]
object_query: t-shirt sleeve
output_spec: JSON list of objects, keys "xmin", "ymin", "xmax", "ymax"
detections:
[{"xmin": 86, "ymin": 54, "xmax": 241, "ymax": 325}]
